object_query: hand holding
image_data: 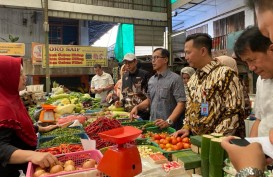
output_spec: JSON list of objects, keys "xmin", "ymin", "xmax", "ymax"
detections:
[
  {"xmin": 130, "ymin": 106, "xmax": 138, "ymax": 121},
  {"xmin": 106, "ymin": 93, "xmax": 113, "ymax": 102},
  {"xmin": 39, "ymin": 125, "xmax": 58, "ymax": 133},
  {"xmin": 30, "ymin": 152, "xmax": 59, "ymax": 168},
  {"xmin": 221, "ymin": 136, "xmax": 266, "ymax": 171},
  {"xmin": 172, "ymin": 129, "xmax": 189, "ymax": 138},
  {"xmin": 154, "ymin": 119, "xmax": 169, "ymax": 129}
]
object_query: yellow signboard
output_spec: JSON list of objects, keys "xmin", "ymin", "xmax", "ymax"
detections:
[
  {"xmin": 41, "ymin": 45, "xmax": 108, "ymax": 67},
  {"xmin": 0, "ymin": 43, "xmax": 25, "ymax": 56}
]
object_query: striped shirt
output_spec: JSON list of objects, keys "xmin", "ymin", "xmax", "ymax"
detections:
[{"xmin": 183, "ymin": 60, "xmax": 245, "ymax": 137}]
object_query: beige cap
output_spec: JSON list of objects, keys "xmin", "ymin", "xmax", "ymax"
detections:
[{"xmin": 123, "ymin": 53, "xmax": 136, "ymax": 61}]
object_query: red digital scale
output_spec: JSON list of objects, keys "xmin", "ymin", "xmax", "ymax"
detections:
[
  {"xmin": 39, "ymin": 104, "xmax": 57, "ymax": 122},
  {"xmin": 97, "ymin": 126, "xmax": 142, "ymax": 177}
]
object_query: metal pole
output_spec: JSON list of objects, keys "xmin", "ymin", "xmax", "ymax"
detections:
[
  {"xmin": 43, "ymin": 0, "xmax": 50, "ymax": 94},
  {"xmin": 167, "ymin": 0, "xmax": 173, "ymax": 68}
]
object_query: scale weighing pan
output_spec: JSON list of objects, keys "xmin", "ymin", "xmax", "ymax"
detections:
[
  {"xmin": 39, "ymin": 104, "xmax": 57, "ymax": 123},
  {"xmin": 41, "ymin": 104, "xmax": 57, "ymax": 110},
  {"xmin": 98, "ymin": 126, "xmax": 142, "ymax": 144}
]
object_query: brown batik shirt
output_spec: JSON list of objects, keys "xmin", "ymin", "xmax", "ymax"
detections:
[{"xmin": 183, "ymin": 60, "xmax": 245, "ymax": 137}]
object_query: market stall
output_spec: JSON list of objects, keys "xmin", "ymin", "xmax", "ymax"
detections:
[{"xmin": 29, "ymin": 84, "xmax": 273, "ymax": 177}]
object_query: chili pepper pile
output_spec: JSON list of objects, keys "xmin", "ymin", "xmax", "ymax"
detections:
[
  {"xmin": 85, "ymin": 117, "xmax": 121, "ymax": 149},
  {"xmin": 36, "ymin": 144, "xmax": 83, "ymax": 155}
]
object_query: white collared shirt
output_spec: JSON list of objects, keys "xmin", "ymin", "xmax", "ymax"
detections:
[
  {"xmin": 91, "ymin": 72, "xmax": 114, "ymax": 100},
  {"xmin": 255, "ymin": 76, "xmax": 273, "ymax": 137}
]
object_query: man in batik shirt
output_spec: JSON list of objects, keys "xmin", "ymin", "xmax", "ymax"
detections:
[{"xmin": 174, "ymin": 33, "xmax": 245, "ymax": 138}]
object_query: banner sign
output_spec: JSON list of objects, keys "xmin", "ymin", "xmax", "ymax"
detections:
[
  {"xmin": 31, "ymin": 43, "xmax": 108, "ymax": 67},
  {"xmin": 0, "ymin": 43, "xmax": 25, "ymax": 56},
  {"xmin": 32, "ymin": 42, "xmax": 43, "ymax": 65}
]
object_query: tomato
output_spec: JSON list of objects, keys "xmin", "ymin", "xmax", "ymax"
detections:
[
  {"xmin": 177, "ymin": 142, "xmax": 183, "ymax": 150},
  {"xmin": 160, "ymin": 144, "xmax": 165, "ymax": 149},
  {"xmin": 171, "ymin": 139, "xmax": 178, "ymax": 145},
  {"xmin": 159, "ymin": 139, "xmax": 165, "ymax": 144},
  {"xmin": 163, "ymin": 139, "xmax": 168, "ymax": 145},
  {"xmin": 154, "ymin": 134, "xmax": 161, "ymax": 140},
  {"xmin": 172, "ymin": 145, "xmax": 178, "ymax": 151},
  {"xmin": 165, "ymin": 143, "xmax": 172, "ymax": 148},
  {"xmin": 166, "ymin": 148, "xmax": 173, "ymax": 151},
  {"xmin": 176, "ymin": 137, "xmax": 182, "ymax": 142},
  {"xmin": 183, "ymin": 143, "xmax": 191, "ymax": 149},
  {"xmin": 154, "ymin": 140, "xmax": 160, "ymax": 144},
  {"xmin": 160, "ymin": 134, "xmax": 167, "ymax": 139},
  {"xmin": 166, "ymin": 137, "xmax": 171, "ymax": 142},
  {"xmin": 182, "ymin": 137, "xmax": 190, "ymax": 143}
]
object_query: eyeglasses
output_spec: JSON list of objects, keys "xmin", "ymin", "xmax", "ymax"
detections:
[
  {"xmin": 124, "ymin": 60, "xmax": 135, "ymax": 65},
  {"xmin": 152, "ymin": 56, "xmax": 165, "ymax": 61}
]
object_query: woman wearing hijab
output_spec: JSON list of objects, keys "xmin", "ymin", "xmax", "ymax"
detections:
[
  {"xmin": 180, "ymin": 67, "xmax": 195, "ymax": 97},
  {"xmin": 0, "ymin": 56, "xmax": 58, "ymax": 177},
  {"xmin": 216, "ymin": 55, "xmax": 239, "ymax": 74}
]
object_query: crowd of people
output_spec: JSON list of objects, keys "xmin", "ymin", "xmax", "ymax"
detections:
[{"xmin": 1, "ymin": 0, "xmax": 273, "ymax": 176}]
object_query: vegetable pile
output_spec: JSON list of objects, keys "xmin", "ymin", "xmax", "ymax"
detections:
[
  {"xmin": 39, "ymin": 135, "xmax": 82, "ymax": 148},
  {"xmin": 85, "ymin": 117, "xmax": 121, "ymax": 149},
  {"xmin": 36, "ymin": 144, "xmax": 83, "ymax": 155},
  {"xmin": 40, "ymin": 127, "xmax": 83, "ymax": 137}
]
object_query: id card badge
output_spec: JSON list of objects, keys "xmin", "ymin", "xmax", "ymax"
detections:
[{"xmin": 201, "ymin": 102, "xmax": 209, "ymax": 116}]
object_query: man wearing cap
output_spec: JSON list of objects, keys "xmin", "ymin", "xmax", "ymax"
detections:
[{"xmin": 116, "ymin": 53, "xmax": 150, "ymax": 120}]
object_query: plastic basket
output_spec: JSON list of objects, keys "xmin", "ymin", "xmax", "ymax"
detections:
[
  {"xmin": 37, "ymin": 133, "xmax": 89, "ymax": 149},
  {"xmin": 26, "ymin": 150, "xmax": 103, "ymax": 177}
]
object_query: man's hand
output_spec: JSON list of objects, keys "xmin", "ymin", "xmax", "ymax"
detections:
[
  {"xmin": 221, "ymin": 136, "xmax": 266, "ymax": 171},
  {"xmin": 130, "ymin": 106, "xmax": 138, "ymax": 121},
  {"xmin": 172, "ymin": 129, "xmax": 189, "ymax": 138},
  {"xmin": 155, "ymin": 119, "xmax": 169, "ymax": 129},
  {"xmin": 106, "ymin": 93, "xmax": 113, "ymax": 102}
]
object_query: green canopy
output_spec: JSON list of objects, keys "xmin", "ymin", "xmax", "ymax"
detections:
[{"xmin": 114, "ymin": 24, "xmax": 135, "ymax": 62}]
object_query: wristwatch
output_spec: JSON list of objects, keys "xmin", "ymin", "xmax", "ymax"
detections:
[
  {"xmin": 166, "ymin": 119, "xmax": 173, "ymax": 125},
  {"xmin": 235, "ymin": 167, "xmax": 265, "ymax": 177}
]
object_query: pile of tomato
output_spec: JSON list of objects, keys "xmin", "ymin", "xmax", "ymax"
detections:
[{"xmin": 150, "ymin": 133, "xmax": 191, "ymax": 151}]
